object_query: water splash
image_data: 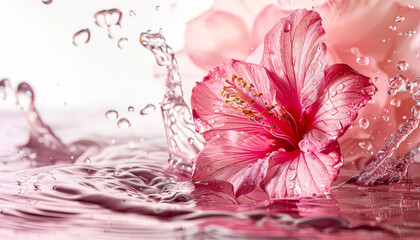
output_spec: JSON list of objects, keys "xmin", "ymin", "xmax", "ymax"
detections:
[
  {"xmin": 2, "ymin": 81, "xmax": 98, "ymax": 166},
  {"xmin": 139, "ymin": 31, "xmax": 205, "ymax": 164},
  {"xmin": 349, "ymin": 74, "xmax": 420, "ymax": 185}
]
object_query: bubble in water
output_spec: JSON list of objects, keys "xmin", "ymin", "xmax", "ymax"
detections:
[
  {"xmin": 283, "ymin": 20, "xmax": 291, "ymax": 32},
  {"xmin": 117, "ymin": 118, "xmax": 131, "ymax": 129},
  {"xmin": 42, "ymin": 0, "xmax": 52, "ymax": 4},
  {"xmin": 72, "ymin": 29, "xmax": 90, "ymax": 46},
  {"xmin": 140, "ymin": 104, "xmax": 156, "ymax": 115},
  {"xmin": 359, "ymin": 141, "xmax": 372, "ymax": 150},
  {"xmin": 188, "ymin": 137, "xmax": 194, "ymax": 144},
  {"xmin": 397, "ymin": 61, "xmax": 409, "ymax": 71},
  {"xmin": 128, "ymin": 106, "xmax": 134, "ymax": 112},
  {"xmin": 129, "ymin": 10, "xmax": 136, "ymax": 16},
  {"xmin": 359, "ymin": 118, "xmax": 370, "ymax": 129},
  {"xmin": 118, "ymin": 37, "xmax": 128, "ymax": 49},
  {"xmin": 405, "ymin": 30, "xmax": 416, "ymax": 37},
  {"xmin": 389, "ymin": 25, "xmax": 397, "ymax": 31},
  {"xmin": 105, "ymin": 110, "xmax": 118, "ymax": 120},
  {"xmin": 395, "ymin": 16, "xmax": 405, "ymax": 22},
  {"xmin": 155, "ymin": 5, "xmax": 160, "ymax": 11},
  {"xmin": 356, "ymin": 56, "xmax": 369, "ymax": 65}
]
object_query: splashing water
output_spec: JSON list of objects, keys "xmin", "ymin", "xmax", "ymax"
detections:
[
  {"xmin": 139, "ymin": 31, "xmax": 205, "ymax": 164},
  {"xmin": 2, "ymin": 30, "xmax": 420, "ymax": 239},
  {"xmin": 349, "ymin": 74, "xmax": 420, "ymax": 185}
]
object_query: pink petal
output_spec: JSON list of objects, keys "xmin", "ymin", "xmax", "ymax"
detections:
[
  {"xmin": 250, "ymin": 5, "xmax": 287, "ymax": 50},
  {"xmin": 261, "ymin": 9, "xmax": 327, "ymax": 112},
  {"xmin": 302, "ymin": 64, "xmax": 377, "ymax": 152},
  {"xmin": 261, "ymin": 143, "xmax": 342, "ymax": 198},
  {"xmin": 192, "ymin": 131, "xmax": 274, "ymax": 197},
  {"xmin": 185, "ymin": 10, "xmax": 250, "ymax": 71},
  {"xmin": 191, "ymin": 59, "xmax": 277, "ymax": 140}
]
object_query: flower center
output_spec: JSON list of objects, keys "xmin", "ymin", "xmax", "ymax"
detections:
[{"xmin": 221, "ymin": 74, "xmax": 299, "ymax": 148}]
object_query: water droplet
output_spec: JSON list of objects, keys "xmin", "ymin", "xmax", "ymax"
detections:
[
  {"xmin": 356, "ymin": 56, "xmax": 369, "ymax": 65},
  {"xmin": 384, "ymin": 108, "xmax": 389, "ymax": 113},
  {"xmin": 359, "ymin": 141, "xmax": 372, "ymax": 150},
  {"xmin": 359, "ymin": 118, "xmax": 369, "ymax": 129},
  {"xmin": 395, "ymin": 16, "xmax": 405, "ymax": 22},
  {"xmin": 408, "ymin": 4, "xmax": 414, "ymax": 9},
  {"xmin": 128, "ymin": 106, "xmax": 134, "ymax": 112},
  {"xmin": 405, "ymin": 30, "xmax": 416, "ymax": 37},
  {"xmin": 42, "ymin": 0, "xmax": 53, "ymax": 4},
  {"xmin": 373, "ymin": 77, "xmax": 380, "ymax": 83},
  {"xmin": 390, "ymin": 99, "xmax": 401, "ymax": 107},
  {"xmin": 72, "ymin": 29, "xmax": 90, "ymax": 46},
  {"xmin": 85, "ymin": 157, "xmax": 92, "ymax": 165},
  {"xmin": 331, "ymin": 90, "xmax": 337, "ymax": 97},
  {"xmin": 188, "ymin": 137, "xmax": 194, "ymax": 144},
  {"xmin": 140, "ymin": 103, "xmax": 156, "ymax": 115},
  {"xmin": 283, "ymin": 20, "xmax": 291, "ymax": 32},
  {"xmin": 397, "ymin": 61, "xmax": 409, "ymax": 71},
  {"xmin": 414, "ymin": 52, "xmax": 419, "ymax": 58},
  {"xmin": 118, "ymin": 37, "xmax": 128, "ymax": 49},
  {"xmin": 330, "ymin": 108, "xmax": 338, "ymax": 115},
  {"xmin": 129, "ymin": 10, "xmax": 136, "ymax": 16},
  {"xmin": 383, "ymin": 115, "xmax": 390, "ymax": 121},
  {"xmin": 117, "ymin": 118, "xmax": 131, "ymax": 129},
  {"xmin": 389, "ymin": 25, "xmax": 397, "ymax": 31},
  {"xmin": 381, "ymin": 39, "xmax": 386, "ymax": 43},
  {"xmin": 155, "ymin": 5, "xmax": 160, "ymax": 11},
  {"xmin": 105, "ymin": 110, "xmax": 118, "ymax": 120}
]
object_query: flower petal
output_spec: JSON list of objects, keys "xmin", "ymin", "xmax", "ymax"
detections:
[
  {"xmin": 192, "ymin": 131, "xmax": 274, "ymax": 197},
  {"xmin": 261, "ymin": 9, "xmax": 327, "ymax": 112},
  {"xmin": 191, "ymin": 59, "xmax": 277, "ymax": 140},
  {"xmin": 261, "ymin": 143, "xmax": 342, "ymax": 198},
  {"xmin": 185, "ymin": 10, "xmax": 249, "ymax": 71},
  {"xmin": 301, "ymin": 64, "xmax": 377, "ymax": 152}
]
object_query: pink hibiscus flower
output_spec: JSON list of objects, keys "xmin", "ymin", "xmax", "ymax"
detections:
[{"xmin": 190, "ymin": 9, "xmax": 377, "ymax": 198}]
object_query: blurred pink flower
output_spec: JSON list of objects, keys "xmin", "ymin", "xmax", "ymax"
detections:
[
  {"xmin": 191, "ymin": 10, "xmax": 376, "ymax": 198},
  {"xmin": 180, "ymin": 0, "xmax": 420, "ymax": 162}
]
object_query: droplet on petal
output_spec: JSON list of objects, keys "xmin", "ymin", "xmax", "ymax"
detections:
[
  {"xmin": 397, "ymin": 61, "xmax": 409, "ymax": 71},
  {"xmin": 395, "ymin": 16, "xmax": 405, "ymax": 22},
  {"xmin": 128, "ymin": 106, "xmax": 134, "ymax": 112},
  {"xmin": 359, "ymin": 118, "xmax": 369, "ymax": 129},
  {"xmin": 356, "ymin": 56, "xmax": 369, "ymax": 65},
  {"xmin": 359, "ymin": 141, "xmax": 372, "ymax": 150},
  {"xmin": 188, "ymin": 137, "xmax": 195, "ymax": 144},
  {"xmin": 389, "ymin": 25, "xmax": 397, "ymax": 31},
  {"xmin": 405, "ymin": 30, "xmax": 416, "ymax": 37}
]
